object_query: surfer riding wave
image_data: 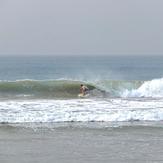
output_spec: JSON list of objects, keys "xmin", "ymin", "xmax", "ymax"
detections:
[{"xmin": 80, "ymin": 84, "xmax": 89, "ymax": 96}]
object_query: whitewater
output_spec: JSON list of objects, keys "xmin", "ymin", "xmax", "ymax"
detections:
[{"xmin": 1, "ymin": 98, "xmax": 163, "ymax": 123}]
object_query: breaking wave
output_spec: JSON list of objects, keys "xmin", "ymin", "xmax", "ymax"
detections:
[{"xmin": 0, "ymin": 78, "xmax": 162, "ymax": 99}]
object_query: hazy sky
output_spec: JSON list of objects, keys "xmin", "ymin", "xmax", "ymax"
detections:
[{"xmin": 0, "ymin": 0, "xmax": 163, "ymax": 55}]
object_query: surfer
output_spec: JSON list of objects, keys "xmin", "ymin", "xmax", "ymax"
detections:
[{"xmin": 80, "ymin": 84, "xmax": 89, "ymax": 96}]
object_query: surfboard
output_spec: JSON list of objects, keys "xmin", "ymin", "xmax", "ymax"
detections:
[{"xmin": 78, "ymin": 93, "xmax": 89, "ymax": 98}]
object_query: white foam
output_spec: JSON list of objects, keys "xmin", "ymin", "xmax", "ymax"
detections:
[
  {"xmin": 122, "ymin": 78, "xmax": 163, "ymax": 98},
  {"xmin": 0, "ymin": 98, "xmax": 163, "ymax": 123}
]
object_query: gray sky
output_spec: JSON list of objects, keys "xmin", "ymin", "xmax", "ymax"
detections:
[{"xmin": 0, "ymin": 0, "xmax": 163, "ymax": 55}]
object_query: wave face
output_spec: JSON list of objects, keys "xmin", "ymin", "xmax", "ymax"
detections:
[
  {"xmin": 0, "ymin": 80, "xmax": 96, "ymax": 99},
  {"xmin": 0, "ymin": 78, "xmax": 163, "ymax": 99}
]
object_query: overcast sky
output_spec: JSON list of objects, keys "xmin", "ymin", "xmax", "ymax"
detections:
[{"xmin": 0, "ymin": 0, "xmax": 163, "ymax": 55}]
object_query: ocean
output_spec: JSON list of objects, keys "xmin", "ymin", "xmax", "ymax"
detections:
[{"xmin": 0, "ymin": 55, "xmax": 163, "ymax": 163}]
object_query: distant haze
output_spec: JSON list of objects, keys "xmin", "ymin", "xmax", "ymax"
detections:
[{"xmin": 0, "ymin": 0, "xmax": 163, "ymax": 56}]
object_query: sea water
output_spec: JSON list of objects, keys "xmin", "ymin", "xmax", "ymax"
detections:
[
  {"xmin": 1, "ymin": 55, "xmax": 163, "ymax": 163},
  {"xmin": 0, "ymin": 55, "xmax": 163, "ymax": 124}
]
